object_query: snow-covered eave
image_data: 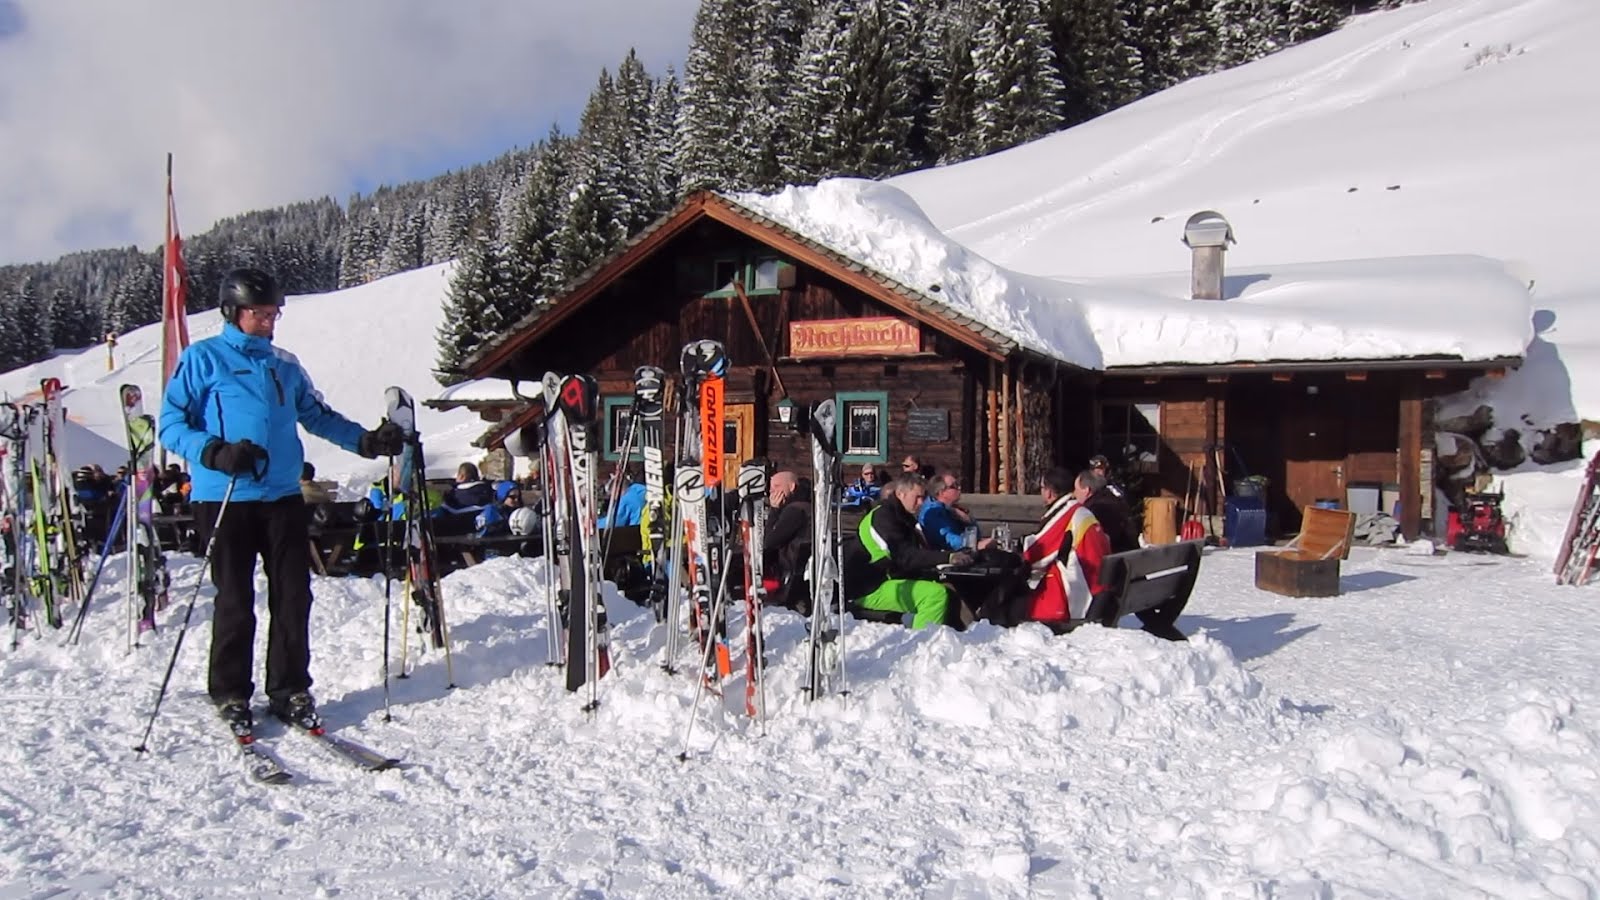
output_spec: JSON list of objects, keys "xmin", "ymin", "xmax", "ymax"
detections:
[
  {"xmin": 709, "ymin": 193, "xmax": 1051, "ymax": 364},
  {"xmin": 1102, "ymin": 353, "xmax": 1523, "ymax": 377}
]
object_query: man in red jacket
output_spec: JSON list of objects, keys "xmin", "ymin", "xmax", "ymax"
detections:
[{"xmin": 1019, "ymin": 467, "xmax": 1111, "ymax": 632}]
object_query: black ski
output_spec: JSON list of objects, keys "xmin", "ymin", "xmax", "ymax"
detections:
[{"xmin": 283, "ymin": 723, "xmax": 402, "ymax": 772}]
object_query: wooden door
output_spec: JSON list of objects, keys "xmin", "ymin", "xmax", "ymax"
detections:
[
  {"xmin": 724, "ymin": 403, "xmax": 757, "ymax": 484},
  {"xmin": 1281, "ymin": 386, "xmax": 1347, "ymax": 526}
]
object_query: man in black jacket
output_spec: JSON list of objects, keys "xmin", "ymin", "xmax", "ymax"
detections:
[
  {"xmin": 763, "ymin": 471, "xmax": 812, "ymax": 611},
  {"xmin": 842, "ymin": 472, "xmax": 972, "ymax": 629},
  {"xmin": 1078, "ymin": 469, "xmax": 1139, "ymax": 554}
]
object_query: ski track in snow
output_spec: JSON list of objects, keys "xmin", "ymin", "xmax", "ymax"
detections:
[{"xmin": 2, "ymin": 546, "xmax": 1597, "ymax": 898}]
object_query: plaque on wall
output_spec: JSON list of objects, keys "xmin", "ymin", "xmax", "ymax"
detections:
[{"xmin": 906, "ymin": 408, "xmax": 949, "ymax": 442}]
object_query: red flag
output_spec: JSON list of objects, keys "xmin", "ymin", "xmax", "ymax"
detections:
[{"xmin": 161, "ymin": 156, "xmax": 190, "ymax": 387}]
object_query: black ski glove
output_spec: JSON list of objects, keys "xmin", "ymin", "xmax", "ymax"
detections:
[
  {"xmin": 201, "ymin": 439, "xmax": 269, "ymax": 477},
  {"xmin": 359, "ymin": 421, "xmax": 406, "ymax": 459}
]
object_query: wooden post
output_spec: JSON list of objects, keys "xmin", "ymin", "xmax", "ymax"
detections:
[
  {"xmin": 999, "ymin": 361, "xmax": 1012, "ymax": 493},
  {"xmin": 1204, "ymin": 394, "xmax": 1219, "ymax": 517},
  {"xmin": 1013, "ymin": 366, "xmax": 1026, "ymax": 493},
  {"xmin": 986, "ymin": 359, "xmax": 1000, "ymax": 493},
  {"xmin": 1398, "ymin": 381, "xmax": 1424, "ymax": 541}
]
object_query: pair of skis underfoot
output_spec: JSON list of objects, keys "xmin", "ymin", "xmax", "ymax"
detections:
[{"xmin": 229, "ymin": 717, "xmax": 401, "ymax": 785}]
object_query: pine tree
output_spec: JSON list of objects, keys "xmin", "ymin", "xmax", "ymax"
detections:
[
  {"xmin": 645, "ymin": 70, "xmax": 683, "ymax": 212},
  {"xmin": 502, "ymin": 136, "xmax": 572, "ymax": 327},
  {"xmin": 1045, "ymin": 0, "xmax": 1142, "ymax": 125},
  {"xmin": 435, "ymin": 221, "xmax": 506, "ymax": 382},
  {"xmin": 678, "ymin": 0, "xmax": 761, "ymax": 190},
  {"xmin": 929, "ymin": 0, "xmax": 982, "ymax": 163},
  {"xmin": 9, "ymin": 277, "xmax": 52, "ymax": 366},
  {"xmin": 104, "ymin": 257, "xmax": 160, "ymax": 335},
  {"xmin": 783, "ymin": 0, "xmax": 921, "ymax": 182},
  {"xmin": 1127, "ymin": 0, "xmax": 1216, "ymax": 93},
  {"xmin": 969, "ymin": 0, "xmax": 1064, "ymax": 156}
]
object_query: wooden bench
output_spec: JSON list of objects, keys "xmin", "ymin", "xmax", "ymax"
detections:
[
  {"xmin": 1254, "ymin": 506, "xmax": 1357, "ymax": 598},
  {"xmin": 1079, "ymin": 539, "xmax": 1204, "ymax": 640}
]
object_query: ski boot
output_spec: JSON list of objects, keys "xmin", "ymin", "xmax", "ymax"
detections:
[
  {"xmin": 270, "ymin": 692, "xmax": 324, "ymax": 735},
  {"xmin": 217, "ymin": 699, "xmax": 254, "ymax": 744}
]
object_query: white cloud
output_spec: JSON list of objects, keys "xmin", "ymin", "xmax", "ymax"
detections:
[{"xmin": 0, "ymin": 0, "xmax": 698, "ymax": 265}]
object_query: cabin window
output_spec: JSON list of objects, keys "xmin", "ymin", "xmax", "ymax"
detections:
[
  {"xmin": 751, "ymin": 257, "xmax": 781, "ymax": 292},
  {"xmin": 696, "ymin": 254, "xmax": 790, "ymax": 296},
  {"xmin": 1099, "ymin": 401, "xmax": 1161, "ymax": 473},
  {"xmin": 837, "ymin": 391, "xmax": 888, "ymax": 464},
  {"xmin": 711, "ymin": 259, "xmax": 741, "ymax": 293},
  {"xmin": 602, "ymin": 396, "xmax": 635, "ymax": 461}
]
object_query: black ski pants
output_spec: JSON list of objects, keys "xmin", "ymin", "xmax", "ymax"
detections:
[{"xmin": 193, "ymin": 495, "xmax": 314, "ymax": 705}]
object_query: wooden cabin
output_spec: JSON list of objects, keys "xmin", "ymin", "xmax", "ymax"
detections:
[
  {"xmin": 455, "ymin": 191, "xmax": 1081, "ymax": 498},
  {"xmin": 447, "ymin": 192, "xmax": 1526, "ymax": 543}
]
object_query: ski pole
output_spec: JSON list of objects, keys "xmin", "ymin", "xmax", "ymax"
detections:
[
  {"xmin": 132, "ymin": 476, "xmax": 237, "ymax": 755},
  {"xmin": 677, "ymin": 548, "xmax": 738, "ymax": 762},
  {"xmin": 65, "ymin": 481, "xmax": 130, "ymax": 645},
  {"xmin": 380, "ymin": 458, "xmax": 395, "ymax": 722}
]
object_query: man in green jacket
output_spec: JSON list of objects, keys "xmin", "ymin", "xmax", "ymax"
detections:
[{"xmin": 843, "ymin": 472, "xmax": 973, "ymax": 629}]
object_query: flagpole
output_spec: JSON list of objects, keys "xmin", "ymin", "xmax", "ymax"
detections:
[{"xmin": 159, "ymin": 153, "xmax": 173, "ymax": 469}]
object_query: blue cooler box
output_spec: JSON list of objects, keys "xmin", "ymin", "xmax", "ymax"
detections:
[{"xmin": 1225, "ymin": 496, "xmax": 1267, "ymax": 547}]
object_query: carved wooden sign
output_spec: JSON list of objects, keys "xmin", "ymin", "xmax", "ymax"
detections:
[{"xmin": 789, "ymin": 317, "xmax": 920, "ymax": 359}]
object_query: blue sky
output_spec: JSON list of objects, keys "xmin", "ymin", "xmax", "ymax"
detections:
[{"xmin": 0, "ymin": 0, "xmax": 699, "ymax": 266}]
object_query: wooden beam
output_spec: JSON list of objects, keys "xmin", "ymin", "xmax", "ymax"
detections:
[
  {"xmin": 1014, "ymin": 365, "xmax": 1027, "ymax": 494},
  {"xmin": 1000, "ymin": 360, "xmax": 1012, "ymax": 493},
  {"xmin": 1204, "ymin": 395, "xmax": 1219, "ymax": 517},
  {"xmin": 1398, "ymin": 383, "xmax": 1424, "ymax": 540},
  {"xmin": 979, "ymin": 357, "xmax": 992, "ymax": 490}
]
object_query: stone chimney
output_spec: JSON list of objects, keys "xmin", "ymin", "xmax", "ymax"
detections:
[{"xmin": 1181, "ymin": 210, "xmax": 1235, "ymax": 300}]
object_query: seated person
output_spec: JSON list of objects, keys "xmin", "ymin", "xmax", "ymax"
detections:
[
  {"xmin": 918, "ymin": 473, "xmax": 981, "ymax": 551},
  {"xmin": 764, "ymin": 471, "xmax": 812, "ymax": 611},
  {"xmin": 434, "ymin": 462, "xmax": 496, "ymax": 533},
  {"xmin": 598, "ymin": 463, "xmax": 647, "ymax": 529},
  {"xmin": 842, "ymin": 464, "xmax": 882, "ymax": 507},
  {"xmin": 841, "ymin": 472, "xmax": 972, "ymax": 629},
  {"xmin": 472, "ymin": 482, "xmax": 525, "ymax": 550},
  {"xmin": 300, "ymin": 461, "xmax": 334, "ymax": 504},
  {"xmin": 1088, "ymin": 454, "xmax": 1128, "ymax": 499},
  {"xmin": 1078, "ymin": 468, "xmax": 1137, "ymax": 554},
  {"xmin": 1016, "ymin": 467, "xmax": 1110, "ymax": 631}
]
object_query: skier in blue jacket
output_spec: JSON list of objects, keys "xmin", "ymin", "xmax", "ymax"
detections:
[{"xmin": 159, "ymin": 267, "xmax": 404, "ymax": 740}]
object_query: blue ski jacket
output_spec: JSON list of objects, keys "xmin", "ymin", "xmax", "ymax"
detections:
[{"xmin": 159, "ymin": 323, "xmax": 367, "ymax": 503}]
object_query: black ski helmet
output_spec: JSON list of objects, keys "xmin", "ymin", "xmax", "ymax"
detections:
[{"xmin": 218, "ymin": 267, "xmax": 284, "ymax": 323}]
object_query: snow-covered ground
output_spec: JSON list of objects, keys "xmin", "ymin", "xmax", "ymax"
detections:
[
  {"xmin": 4, "ymin": 1, "xmax": 1600, "ymax": 895},
  {"xmin": 2, "ymin": 544, "xmax": 1596, "ymax": 897}
]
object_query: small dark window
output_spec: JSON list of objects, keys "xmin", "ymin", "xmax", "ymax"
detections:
[{"xmin": 712, "ymin": 259, "xmax": 740, "ymax": 292}]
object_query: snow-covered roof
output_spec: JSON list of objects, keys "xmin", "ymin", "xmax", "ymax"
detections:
[
  {"xmin": 433, "ymin": 377, "xmax": 522, "ymax": 405},
  {"xmin": 736, "ymin": 179, "xmax": 1532, "ymax": 371}
]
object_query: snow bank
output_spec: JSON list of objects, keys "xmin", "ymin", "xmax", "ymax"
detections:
[{"xmin": 7, "ymin": 547, "xmax": 1599, "ymax": 896}]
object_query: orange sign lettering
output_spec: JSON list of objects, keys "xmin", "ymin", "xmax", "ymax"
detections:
[{"xmin": 789, "ymin": 317, "xmax": 920, "ymax": 359}]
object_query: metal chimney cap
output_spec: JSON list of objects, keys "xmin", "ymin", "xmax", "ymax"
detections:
[{"xmin": 1182, "ymin": 210, "xmax": 1235, "ymax": 249}]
